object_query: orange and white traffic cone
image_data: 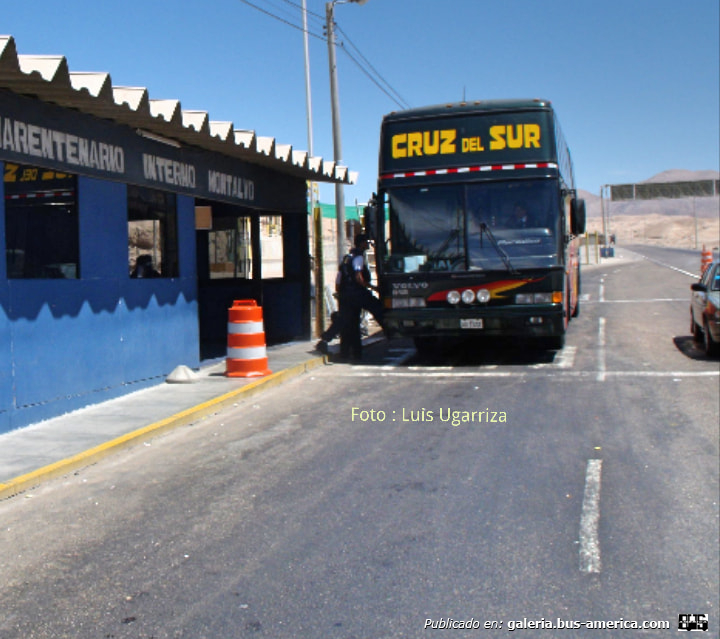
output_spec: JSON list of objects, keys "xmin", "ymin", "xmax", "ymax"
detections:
[
  {"xmin": 701, "ymin": 245, "xmax": 712, "ymax": 274},
  {"xmin": 226, "ymin": 299, "xmax": 272, "ymax": 378}
]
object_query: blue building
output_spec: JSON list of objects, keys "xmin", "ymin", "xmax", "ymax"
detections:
[{"xmin": 0, "ymin": 35, "xmax": 354, "ymax": 433}]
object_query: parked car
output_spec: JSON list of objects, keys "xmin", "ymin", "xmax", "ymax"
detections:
[{"xmin": 690, "ymin": 259, "xmax": 720, "ymax": 356}]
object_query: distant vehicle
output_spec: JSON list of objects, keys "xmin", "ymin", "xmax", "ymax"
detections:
[{"xmin": 690, "ymin": 259, "xmax": 720, "ymax": 356}]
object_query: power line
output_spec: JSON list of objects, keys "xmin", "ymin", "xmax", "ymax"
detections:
[
  {"xmin": 276, "ymin": 0, "xmax": 325, "ymax": 26},
  {"xmin": 335, "ymin": 24, "xmax": 410, "ymax": 109},
  {"xmin": 237, "ymin": 0, "xmax": 410, "ymax": 110},
  {"xmin": 236, "ymin": 0, "xmax": 325, "ymax": 41},
  {"xmin": 337, "ymin": 43, "xmax": 409, "ymax": 110}
]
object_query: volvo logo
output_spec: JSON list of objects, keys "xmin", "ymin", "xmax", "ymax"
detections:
[{"xmin": 392, "ymin": 282, "xmax": 429, "ymax": 290}]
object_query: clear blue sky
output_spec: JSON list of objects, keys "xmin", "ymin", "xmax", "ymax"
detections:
[{"xmin": 4, "ymin": 0, "xmax": 719, "ymax": 205}]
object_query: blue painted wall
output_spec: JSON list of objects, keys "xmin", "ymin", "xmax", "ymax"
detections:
[
  {"xmin": 0, "ymin": 173, "xmax": 199, "ymax": 433},
  {"xmin": 0, "ymin": 172, "xmax": 10, "ymax": 431}
]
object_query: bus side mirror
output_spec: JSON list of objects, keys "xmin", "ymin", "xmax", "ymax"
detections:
[
  {"xmin": 363, "ymin": 202, "xmax": 378, "ymax": 241},
  {"xmin": 571, "ymin": 198, "xmax": 586, "ymax": 235}
]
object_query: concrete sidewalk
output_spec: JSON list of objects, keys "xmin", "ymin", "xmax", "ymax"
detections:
[{"xmin": 0, "ymin": 340, "xmax": 329, "ymax": 500}]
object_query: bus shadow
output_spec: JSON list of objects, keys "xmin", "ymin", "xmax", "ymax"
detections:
[{"xmin": 393, "ymin": 336, "xmax": 560, "ymax": 367}]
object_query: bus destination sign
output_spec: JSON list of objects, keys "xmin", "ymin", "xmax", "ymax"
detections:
[{"xmin": 381, "ymin": 112, "xmax": 555, "ymax": 175}]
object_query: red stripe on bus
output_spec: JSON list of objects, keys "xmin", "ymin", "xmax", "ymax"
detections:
[{"xmin": 380, "ymin": 162, "xmax": 557, "ymax": 181}]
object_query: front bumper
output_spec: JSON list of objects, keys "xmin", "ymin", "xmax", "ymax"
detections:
[{"xmin": 384, "ymin": 306, "xmax": 565, "ymax": 339}]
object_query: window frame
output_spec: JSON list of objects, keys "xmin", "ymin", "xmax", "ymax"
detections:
[
  {"xmin": 127, "ymin": 184, "xmax": 179, "ymax": 279},
  {"xmin": 4, "ymin": 162, "xmax": 80, "ymax": 280}
]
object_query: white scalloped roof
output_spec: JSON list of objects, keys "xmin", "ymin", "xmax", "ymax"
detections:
[{"xmin": 0, "ymin": 35, "xmax": 357, "ymax": 185}]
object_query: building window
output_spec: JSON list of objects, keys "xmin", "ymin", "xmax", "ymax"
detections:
[
  {"xmin": 260, "ymin": 215, "xmax": 284, "ymax": 278},
  {"xmin": 128, "ymin": 185, "xmax": 178, "ymax": 278},
  {"xmin": 208, "ymin": 216, "xmax": 252, "ymax": 279},
  {"xmin": 4, "ymin": 162, "xmax": 79, "ymax": 279}
]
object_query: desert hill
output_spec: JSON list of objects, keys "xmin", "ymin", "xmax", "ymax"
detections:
[
  {"xmin": 579, "ymin": 170, "xmax": 719, "ymax": 248},
  {"xmin": 579, "ymin": 169, "xmax": 719, "ymax": 219}
]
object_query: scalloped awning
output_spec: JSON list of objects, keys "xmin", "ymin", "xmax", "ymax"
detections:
[{"xmin": 0, "ymin": 35, "xmax": 357, "ymax": 186}]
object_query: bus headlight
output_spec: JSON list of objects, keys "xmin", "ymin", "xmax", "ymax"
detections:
[
  {"xmin": 476, "ymin": 288, "xmax": 491, "ymax": 303},
  {"xmin": 461, "ymin": 289, "xmax": 476, "ymax": 304},
  {"xmin": 447, "ymin": 290, "xmax": 461, "ymax": 305}
]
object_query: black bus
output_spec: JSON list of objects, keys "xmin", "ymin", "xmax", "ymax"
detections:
[{"xmin": 370, "ymin": 99, "xmax": 585, "ymax": 353}]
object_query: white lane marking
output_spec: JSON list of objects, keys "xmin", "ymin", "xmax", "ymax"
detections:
[
  {"xmin": 348, "ymin": 368, "xmax": 513, "ymax": 377},
  {"xmin": 554, "ymin": 345, "xmax": 576, "ymax": 369},
  {"xmin": 530, "ymin": 345, "xmax": 576, "ymax": 369},
  {"xmin": 637, "ymin": 253, "xmax": 699, "ymax": 279},
  {"xmin": 599, "ymin": 278, "xmax": 605, "ymax": 303},
  {"xmin": 603, "ymin": 370, "xmax": 718, "ymax": 377},
  {"xmin": 597, "ymin": 317, "xmax": 607, "ymax": 382},
  {"xmin": 579, "ymin": 458, "xmax": 603, "ymax": 574},
  {"xmin": 586, "ymin": 297, "xmax": 686, "ymax": 304},
  {"xmin": 340, "ymin": 369, "xmax": 718, "ymax": 379}
]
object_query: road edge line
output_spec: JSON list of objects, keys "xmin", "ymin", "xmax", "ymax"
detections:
[{"xmin": 0, "ymin": 356, "xmax": 327, "ymax": 501}]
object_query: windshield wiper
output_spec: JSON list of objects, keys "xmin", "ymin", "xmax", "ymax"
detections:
[
  {"xmin": 437, "ymin": 228, "xmax": 461, "ymax": 254},
  {"xmin": 479, "ymin": 223, "xmax": 519, "ymax": 275}
]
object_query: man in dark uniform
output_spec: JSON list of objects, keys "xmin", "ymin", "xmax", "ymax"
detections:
[{"xmin": 336, "ymin": 233, "xmax": 383, "ymax": 361}]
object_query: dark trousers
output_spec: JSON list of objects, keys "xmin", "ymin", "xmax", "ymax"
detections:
[
  {"xmin": 361, "ymin": 289, "xmax": 385, "ymax": 329},
  {"xmin": 325, "ymin": 294, "xmax": 384, "ymax": 342},
  {"xmin": 339, "ymin": 289, "xmax": 364, "ymax": 360},
  {"xmin": 321, "ymin": 311, "xmax": 341, "ymax": 342}
]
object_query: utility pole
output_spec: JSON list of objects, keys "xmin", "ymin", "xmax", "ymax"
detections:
[
  {"xmin": 326, "ymin": 1, "xmax": 346, "ymax": 263},
  {"xmin": 302, "ymin": 0, "xmax": 314, "ymax": 160},
  {"xmin": 302, "ymin": 0, "xmax": 324, "ymax": 336}
]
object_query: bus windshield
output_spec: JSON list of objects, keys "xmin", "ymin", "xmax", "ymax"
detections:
[{"xmin": 385, "ymin": 179, "xmax": 561, "ymax": 274}]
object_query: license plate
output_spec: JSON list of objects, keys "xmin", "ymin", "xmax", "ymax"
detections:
[{"xmin": 460, "ymin": 318, "xmax": 484, "ymax": 329}]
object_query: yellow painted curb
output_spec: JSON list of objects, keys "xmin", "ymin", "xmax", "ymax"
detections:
[{"xmin": 0, "ymin": 356, "xmax": 327, "ymax": 501}]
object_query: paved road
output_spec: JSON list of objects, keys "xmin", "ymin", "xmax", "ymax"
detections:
[{"xmin": 0, "ymin": 247, "xmax": 717, "ymax": 638}]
